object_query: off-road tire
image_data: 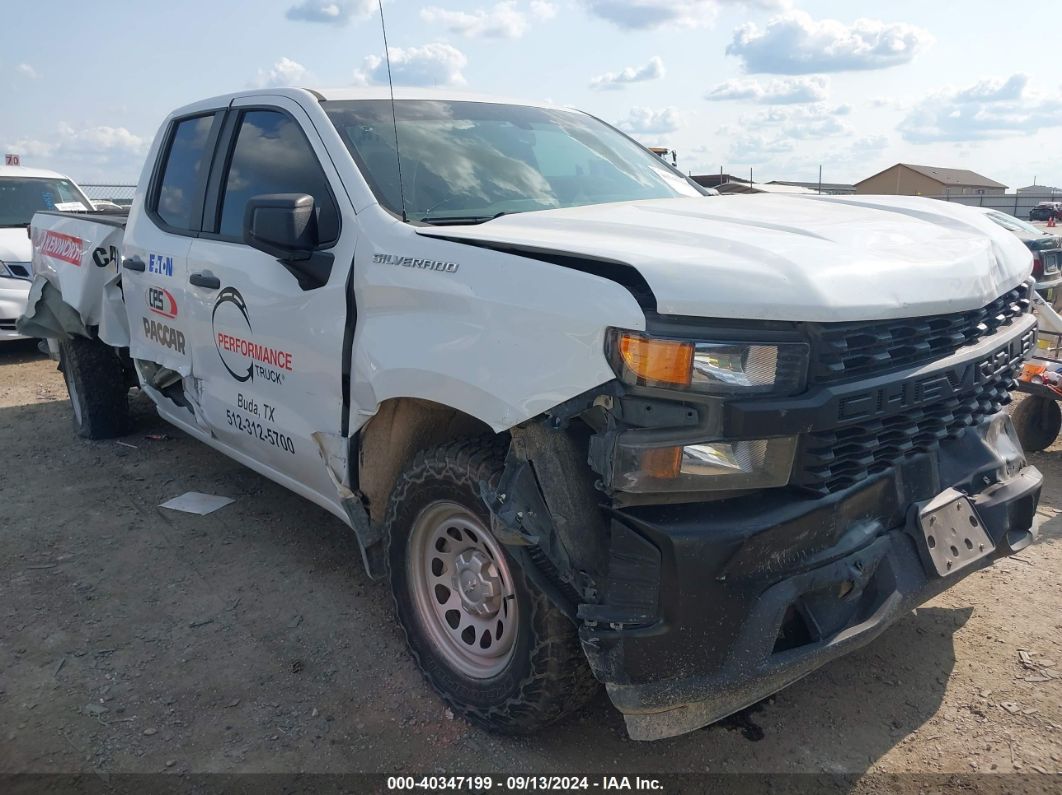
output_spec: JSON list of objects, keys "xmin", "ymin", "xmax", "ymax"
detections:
[
  {"xmin": 1011, "ymin": 395, "xmax": 1062, "ymax": 452},
  {"xmin": 59, "ymin": 335, "xmax": 131, "ymax": 439},
  {"xmin": 385, "ymin": 437, "xmax": 599, "ymax": 735}
]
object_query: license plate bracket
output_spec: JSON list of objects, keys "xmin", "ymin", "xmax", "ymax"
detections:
[{"xmin": 916, "ymin": 488, "xmax": 994, "ymax": 577}]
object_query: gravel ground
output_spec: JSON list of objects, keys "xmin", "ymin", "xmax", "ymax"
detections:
[{"xmin": 1, "ymin": 339, "xmax": 1060, "ymax": 786}]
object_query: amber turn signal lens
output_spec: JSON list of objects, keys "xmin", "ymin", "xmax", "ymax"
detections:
[
  {"xmin": 617, "ymin": 334, "xmax": 694, "ymax": 387},
  {"xmin": 641, "ymin": 446, "xmax": 683, "ymax": 480}
]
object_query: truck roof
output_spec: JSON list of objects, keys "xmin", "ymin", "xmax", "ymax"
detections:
[
  {"xmin": 168, "ymin": 87, "xmax": 578, "ymax": 119},
  {"xmin": 0, "ymin": 164, "xmax": 74, "ymax": 180}
]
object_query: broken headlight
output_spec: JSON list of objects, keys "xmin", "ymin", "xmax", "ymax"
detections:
[
  {"xmin": 613, "ymin": 437, "xmax": 799, "ymax": 493},
  {"xmin": 604, "ymin": 329, "xmax": 808, "ymax": 493},
  {"xmin": 606, "ymin": 329, "xmax": 808, "ymax": 396}
]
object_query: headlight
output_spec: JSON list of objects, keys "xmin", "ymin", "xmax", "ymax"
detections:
[
  {"xmin": 0, "ymin": 259, "xmax": 11, "ymax": 277},
  {"xmin": 613, "ymin": 437, "xmax": 798, "ymax": 493},
  {"xmin": 604, "ymin": 328, "xmax": 808, "ymax": 494},
  {"xmin": 607, "ymin": 329, "xmax": 808, "ymax": 396}
]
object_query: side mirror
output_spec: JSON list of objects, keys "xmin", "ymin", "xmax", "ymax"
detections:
[
  {"xmin": 243, "ymin": 193, "xmax": 319, "ymax": 262},
  {"xmin": 242, "ymin": 193, "xmax": 334, "ymax": 290}
]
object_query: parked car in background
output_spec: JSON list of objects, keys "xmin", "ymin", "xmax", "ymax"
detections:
[
  {"xmin": 0, "ymin": 165, "xmax": 95, "ymax": 340},
  {"xmin": 1029, "ymin": 201, "xmax": 1062, "ymax": 222},
  {"xmin": 976, "ymin": 207, "xmax": 1062, "ymax": 301}
]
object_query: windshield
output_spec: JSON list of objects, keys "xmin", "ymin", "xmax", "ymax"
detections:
[
  {"xmin": 986, "ymin": 210, "xmax": 1045, "ymax": 236},
  {"xmin": 324, "ymin": 100, "xmax": 705, "ymax": 224},
  {"xmin": 0, "ymin": 177, "xmax": 94, "ymax": 227}
]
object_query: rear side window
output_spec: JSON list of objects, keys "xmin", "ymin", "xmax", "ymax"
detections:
[
  {"xmin": 155, "ymin": 114, "xmax": 216, "ymax": 231},
  {"xmin": 217, "ymin": 110, "xmax": 339, "ymax": 242}
]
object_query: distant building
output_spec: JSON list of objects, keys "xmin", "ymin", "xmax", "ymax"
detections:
[
  {"xmin": 689, "ymin": 174, "xmax": 816, "ymax": 195},
  {"xmin": 1017, "ymin": 184, "xmax": 1062, "ymax": 196},
  {"xmin": 767, "ymin": 180, "xmax": 855, "ymax": 195},
  {"xmin": 855, "ymin": 164, "xmax": 1007, "ymax": 196},
  {"xmin": 691, "ymin": 174, "xmax": 747, "ymax": 190}
]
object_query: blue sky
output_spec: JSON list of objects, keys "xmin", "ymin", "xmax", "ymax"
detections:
[{"xmin": 3, "ymin": 0, "xmax": 1060, "ymax": 189}]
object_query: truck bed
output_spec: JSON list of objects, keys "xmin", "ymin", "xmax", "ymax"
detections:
[{"xmin": 24, "ymin": 208, "xmax": 132, "ymax": 348}]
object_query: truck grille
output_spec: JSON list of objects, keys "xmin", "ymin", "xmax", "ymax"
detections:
[
  {"xmin": 794, "ymin": 368, "xmax": 1017, "ymax": 495},
  {"xmin": 806, "ymin": 284, "xmax": 1033, "ymax": 385},
  {"xmin": 0, "ymin": 318, "xmax": 16, "ymax": 331}
]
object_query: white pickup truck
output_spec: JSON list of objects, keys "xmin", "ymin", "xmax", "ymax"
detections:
[{"xmin": 22, "ymin": 87, "xmax": 1043, "ymax": 741}]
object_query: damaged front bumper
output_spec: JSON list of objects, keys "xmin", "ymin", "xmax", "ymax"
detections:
[{"xmin": 581, "ymin": 413, "xmax": 1041, "ymax": 741}]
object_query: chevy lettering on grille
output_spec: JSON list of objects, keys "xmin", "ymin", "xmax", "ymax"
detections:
[{"xmin": 836, "ymin": 326, "xmax": 1035, "ymax": 425}]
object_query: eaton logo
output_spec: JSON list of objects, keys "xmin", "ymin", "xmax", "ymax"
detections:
[{"xmin": 148, "ymin": 253, "xmax": 174, "ymax": 277}]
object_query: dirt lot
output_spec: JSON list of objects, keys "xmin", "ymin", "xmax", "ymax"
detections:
[{"xmin": 1, "ymin": 339, "xmax": 1061, "ymax": 785}]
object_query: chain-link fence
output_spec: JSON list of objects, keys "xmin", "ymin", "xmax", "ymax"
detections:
[
  {"xmin": 79, "ymin": 184, "xmax": 136, "ymax": 206},
  {"xmin": 933, "ymin": 192, "xmax": 1062, "ymax": 221}
]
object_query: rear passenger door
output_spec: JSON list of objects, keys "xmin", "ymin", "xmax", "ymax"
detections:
[
  {"xmin": 122, "ymin": 111, "xmax": 222, "ymax": 415},
  {"xmin": 184, "ymin": 97, "xmax": 356, "ymax": 506}
]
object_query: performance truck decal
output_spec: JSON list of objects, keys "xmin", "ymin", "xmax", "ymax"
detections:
[{"xmin": 211, "ymin": 286, "xmax": 294, "ymax": 385}]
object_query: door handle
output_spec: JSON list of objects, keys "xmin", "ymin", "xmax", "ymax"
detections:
[
  {"xmin": 190, "ymin": 272, "xmax": 221, "ymax": 290},
  {"xmin": 124, "ymin": 256, "xmax": 146, "ymax": 272}
]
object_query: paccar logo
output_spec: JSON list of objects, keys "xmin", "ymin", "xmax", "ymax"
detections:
[
  {"xmin": 147, "ymin": 286, "xmax": 178, "ymax": 319},
  {"xmin": 40, "ymin": 230, "xmax": 83, "ymax": 266},
  {"xmin": 212, "ymin": 286, "xmax": 294, "ymax": 384},
  {"xmin": 142, "ymin": 317, "xmax": 186, "ymax": 355}
]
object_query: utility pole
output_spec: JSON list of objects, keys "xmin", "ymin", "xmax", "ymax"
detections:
[{"xmin": 818, "ymin": 165, "xmax": 822, "ymax": 195}]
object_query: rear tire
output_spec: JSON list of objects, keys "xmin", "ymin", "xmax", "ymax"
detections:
[
  {"xmin": 59, "ymin": 335, "xmax": 131, "ymax": 439},
  {"xmin": 385, "ymin": 437, "xmax": 599, "ymax": 735},
  {"xmin": 1011, "ymin": 395, "xmax": 1061, "ymax": 452}
]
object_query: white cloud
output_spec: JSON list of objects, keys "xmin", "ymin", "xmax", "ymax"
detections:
[
  {"xmin": 590, "ymin": 56, "xmax": 665, "ymax": 90},
  {"xmin": 725, "ymin": 131, "xmax": 795, "ymax": 165},
  {"xmin": 530, "ymin": 0, "xmax": 557, "ymax": 19},
  {"xmin": 2, "ymin": 123, "xmax": 149, "ymax": 181},
  {"xmin": 899, "ymin": 74, "xmax": 1062, "ymax": 143},
  {"xmin": 285, "ymin": 0, "xmax": 374, "ymax": 25},
  {"xmin": 355, "ymin": 43, "xmax": 468, "ymax": 86},
  {"xmin": 726, "ymin": 10, "xmax": 933, "ymax": 74},
  {"xmin": 253, "ymin": 57, "xmax": 309, "ymax": 88},
  {"xmin": 583, "ymin": 0, "xmax": 788, "ymax": 32},
  {"xmin": 850, "ymin": 134, "xmax": 888, "ymax": 153},
  {"xmin": 616, "ymin": 106, "xmax": 683, "ymax": 135},
  {"xmin": 749, "ymin": 103, "xmax": 852, "ymax": 138},
  {"xmin": 15, "ymin": 63, "xmax": 40, "ymax": 79},
  {"xmin": 420, "ymin": 1, "xmax": 529, "ymax": 38},
  {"xmin": 705, "ymin": 75, "xmax": 828, "ymax": 104}
]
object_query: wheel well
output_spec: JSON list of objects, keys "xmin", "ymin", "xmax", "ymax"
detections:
[{"xmin": 357, "ymin": 397, "xmax": 497, "ymax": 524}]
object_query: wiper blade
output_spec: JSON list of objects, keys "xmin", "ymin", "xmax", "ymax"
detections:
[
  {"xmin": 417, "ymin": 211, "xmax": 513, "ymax": 226},
  {"xmin": 0, "ymin": 222, "xmax": 30, "ymax": 228}
]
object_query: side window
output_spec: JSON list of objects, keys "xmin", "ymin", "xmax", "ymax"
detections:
[
  {"xmin": 217, "ymin": 110, "xmax": 339, "ymax": 243},
  {"xmin": 155, "ymin": 114, "xmax": 216, "ymax": 231}
]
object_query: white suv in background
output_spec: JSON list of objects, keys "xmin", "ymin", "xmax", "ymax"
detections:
[{"xmin": 0, "ymin": 165, "xmax": 95, "ymax": 340}]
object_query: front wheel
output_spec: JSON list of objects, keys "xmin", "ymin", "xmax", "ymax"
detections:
[{"xmin": 385, "ymin": 437, "xmax": 599, "ymax": 734}]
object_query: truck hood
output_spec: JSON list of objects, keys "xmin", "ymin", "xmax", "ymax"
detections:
[
  {"xmin": 415, "ymin": 194, "xmax": 1033, "ymax": 322},
  {"xmin": 0, "ymin": 227, "xmax": 32, "ymax": 263}
]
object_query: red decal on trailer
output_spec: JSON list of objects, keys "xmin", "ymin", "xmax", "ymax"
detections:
[{"xmin": 39, "ymin": 230, "xmax": 83, "ymax": 266}]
